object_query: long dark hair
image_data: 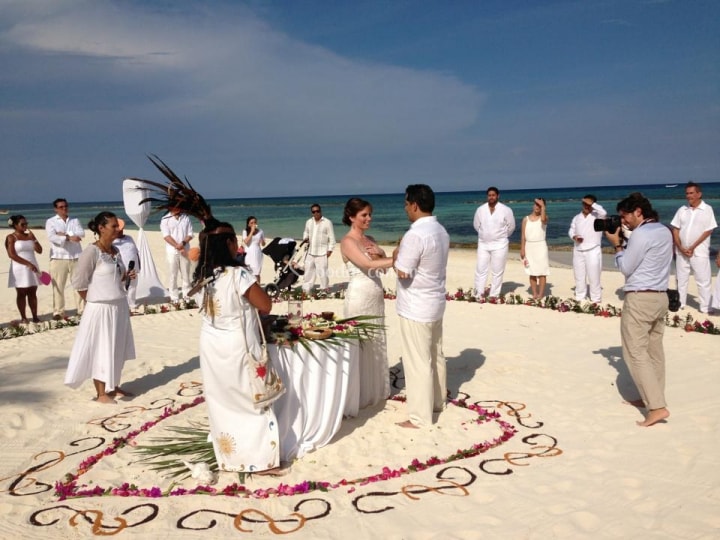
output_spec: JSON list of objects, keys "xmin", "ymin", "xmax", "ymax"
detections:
[
  {"xmin": 245, "ymin": 216, "xmax": 257, "ymax": 236},
  {"xmin": 193, "ymin": 220, "xmax": 241, "ymax": 283},
  {"xmin": 88, "ymin": 211, "xmax": 117, "ymax": 235}
]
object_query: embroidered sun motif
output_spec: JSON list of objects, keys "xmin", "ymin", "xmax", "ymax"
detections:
[{"xmin": 216, "ymin": 433, "xmax": 236, "ymax": 457}]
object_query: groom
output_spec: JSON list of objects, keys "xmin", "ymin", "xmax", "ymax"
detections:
[{"xmin": 393, "ymin": 184, "xmax": 450, "ymax": 428}]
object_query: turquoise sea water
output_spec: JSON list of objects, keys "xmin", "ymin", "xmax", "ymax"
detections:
[{"xmin": 5, "ymin": 182, "xmax": 720, "ymax": 249}]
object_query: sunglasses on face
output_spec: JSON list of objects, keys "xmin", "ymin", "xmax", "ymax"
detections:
[{"xmin": 311, "ymin": 210, "xmax": 321, "ymax": 214}]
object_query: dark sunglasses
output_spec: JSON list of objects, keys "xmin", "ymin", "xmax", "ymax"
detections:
[{"xmin": 311, "ymin": 209, "xmax": 321, "ymax": 214}]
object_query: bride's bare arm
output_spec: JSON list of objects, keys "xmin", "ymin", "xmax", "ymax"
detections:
[{"xmin": 341, "ymin": 235, "xmax": 392, "ymax": 272}]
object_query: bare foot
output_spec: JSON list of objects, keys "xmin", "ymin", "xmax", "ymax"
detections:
[
  {"xmin": 95, "ymin": 395, "xmax": 117, "ymax": 404},
  {"xmin": 109, "ymin": 387, "xmax": 134, "ymax": 398},
  {"xmin": 637, "ymin": 408, "xmax": 669, "ymax": 427},
  {"xmin": 253, "ymin": 466, "xmax": 290, "ymax": 477},
  {"xmin": 623, "ymin": 398, "xmax": 646, "ymax": 408},
  {"xmin": 396, "ymin": 420, "xmax": 420, "ymax": 429}
]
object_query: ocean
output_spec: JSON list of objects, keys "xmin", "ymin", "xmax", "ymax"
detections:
[{"xmin": 5, "ymin": 182, "xmax": 720, "ymax": 249}]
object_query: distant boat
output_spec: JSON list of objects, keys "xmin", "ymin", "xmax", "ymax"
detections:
[
  {"xmin": 0, "ymin": 209, "xmax": 8, "ymax": 215},
  {"xmin": 665, "ymin": 184, "xmax": 678, "ymax": 188}
]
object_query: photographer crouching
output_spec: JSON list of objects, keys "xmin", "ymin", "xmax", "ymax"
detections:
[{"xmin": 604, "ymin": 192, "xmax": 673, "ymax": 427}]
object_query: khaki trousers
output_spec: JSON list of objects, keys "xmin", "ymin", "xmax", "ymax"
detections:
[
  {"xmin": 621, "ymin": 292, "xmax": 668, "ymax": 410},
  {"xmin": 399, "ymin": 316, "xmax": 446, "ymax": 427},
  {"xmin": 50, "ymin": 258, "xmax": 85, "ymax": 316}
]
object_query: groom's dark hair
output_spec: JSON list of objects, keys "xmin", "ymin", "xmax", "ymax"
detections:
[{"xmin": 405, "ymin": 184, "xmax": 435, "ymax": 213}]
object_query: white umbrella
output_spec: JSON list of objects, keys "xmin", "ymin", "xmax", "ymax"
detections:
[{"xmin": 122, "ymin": 179, "xmax": 167, "ymax": 301}]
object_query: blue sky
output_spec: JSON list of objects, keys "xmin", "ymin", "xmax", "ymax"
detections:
[{"xmin": 1, "ymin": 0, "xmax": 718, "ymax": 204}]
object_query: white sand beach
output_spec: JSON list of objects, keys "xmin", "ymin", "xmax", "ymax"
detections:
[{"xmin": 1, "ymin": 230, "xmax": 718, "ymax": 539}]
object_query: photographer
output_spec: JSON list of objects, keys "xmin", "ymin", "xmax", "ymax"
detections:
[{"xmin": 604, "ymin": 193, "xmax": 673, "ymax": 427}]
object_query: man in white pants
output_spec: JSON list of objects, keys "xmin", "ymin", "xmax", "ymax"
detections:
[
  {"xmin": 160, "ymin": 207, "xmax": 193, "ymax": 302},
  {"xmin": 473, "ymin": 186, "xmax": 515, "ymax": 298},
  {"xmin": 394, "ymin": 184, "xmax": 450, "ymax": 429},
  {"xmin": 569, "ymin": 195, "xmax": 607, "ymax": 302},
  {"xmin": 45, "ymin": 198, "xmax": 85, "ymax": 319},
  {"xmin": 670, "ymin": 181, "xmax": 717, "ymax": 313},
  {"xmin": 301, "ymin": 204, "xmax": 335, "ymax": 293}
]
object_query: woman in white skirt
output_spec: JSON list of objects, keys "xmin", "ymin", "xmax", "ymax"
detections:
[{"xmin": 64, "ymin": 211, "xmax": 137, "ymax": 404}]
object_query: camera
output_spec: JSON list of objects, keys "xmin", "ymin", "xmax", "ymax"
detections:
[{"xmin": 593, "ymin": 215, "xmax": 622, "ymax": 233}]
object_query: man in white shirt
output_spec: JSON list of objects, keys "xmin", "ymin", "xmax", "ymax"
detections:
[
  {"xmin": 45, "ymin": 198, "xmax": 85, "ymax": 319},
  {"xmin": 568, "ymin": 194, "xmax": 607, "ymax": 302},
  {"xmin": 670, "ymin": 181, "xmax": 717, "ymax": 313},
  {"xmin": 473, "ymin": 186, "xmax": 515, "ymax": 298},
  {"xmin": 393, "ymin": 184, "xmax": 450, "ymax": 429},
  {"xmin": 300, "ymin": 204, "xmax": 336, "ymax": 293},
  {"xmin": 160, "ymin": 207, "xmax": 193, "ymax": 302}
]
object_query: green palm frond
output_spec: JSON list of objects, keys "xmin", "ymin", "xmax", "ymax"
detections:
[{"xmin": 133, "ymin": 425, "xmax": 216, "ymax": 479}]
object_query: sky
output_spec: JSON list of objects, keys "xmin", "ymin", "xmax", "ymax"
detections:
[{"xmin": 1, "ymin": 0, "xmax": 718, "ymax": 204}]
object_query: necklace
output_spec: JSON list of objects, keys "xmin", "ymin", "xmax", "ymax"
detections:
[{"xmin": 95, "ymin": 241, "xmax": 115, "ymax": 255}]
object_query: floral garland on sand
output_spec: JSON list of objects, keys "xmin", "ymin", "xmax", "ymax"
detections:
[
  {"xmin": 4, "ymin": 286, "xmax": 716, "ymax": 339},
  {"xmin": 54, "ymin": 395, "xmax": 517, "ymax": 501}
]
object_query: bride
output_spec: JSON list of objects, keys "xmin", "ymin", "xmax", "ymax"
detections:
[{"xmin": 340, "ymin": 198, "xmax": 394, "ymax": 409}]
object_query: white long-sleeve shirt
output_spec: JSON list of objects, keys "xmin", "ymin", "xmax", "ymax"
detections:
[
  {"xmin": 303, "ymin": 216, "xmax": 336, "ymax": 256},
  {"xmin": 473, "ymin": 202, "xmax": 515, "ymax": 248},
  {"xmin": 45, "ymin": 214, "xmax": 85, "ymax": 259},
  {"xmin": 568, "ymin": 203, "xmax": 607, "ymax": 251},
  {"xmin": 160, "ymin": 213, "xmax": 193, "ymax": 255}
]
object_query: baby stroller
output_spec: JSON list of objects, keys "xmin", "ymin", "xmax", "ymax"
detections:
[{"xmin": 262, "ymin": 237, "xmax": 308, "ymax": 297}]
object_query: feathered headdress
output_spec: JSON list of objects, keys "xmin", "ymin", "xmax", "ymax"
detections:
[
  {"xmin": 129, "ymin": 155, "xmax": 225, "ymax": 301},
  {"xmin": 129, "ymin": 154, "xmax": 215, "ymax": 225}
]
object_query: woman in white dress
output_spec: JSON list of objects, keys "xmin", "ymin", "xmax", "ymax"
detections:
[
  {"xmin": 5, "ymin": 215, "xmax": 43, "ymax": 323},
  {"xmin": 520, "ymin": 198, "xmax": 550, "ymax": 299},
  {"xmin": 242, "ymin": 216, "xmax": 266, "ymax": 283},
  {"xmin": 194, "ymin": 220, "xmax": 281, "ymax": 473},
  {"xmin": 712, "ymin": 251, "xmax": 720, "ymax": 312},
  {"xmin": 64, "ymin": 212, "xmax": 137, "ymax": 404},
  {"xmin": 340, "ymin": 198, "xmax": 394, "ymax": 408}
]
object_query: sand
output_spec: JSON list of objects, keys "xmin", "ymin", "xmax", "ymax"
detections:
[{"xmin": 1, "ymin": 229, "xmax": 718, "ymax": 539}]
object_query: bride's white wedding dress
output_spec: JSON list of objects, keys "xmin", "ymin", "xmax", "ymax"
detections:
[{"xmin": 343, "ymin": 259, "xmax": 389, "ymax": 408}]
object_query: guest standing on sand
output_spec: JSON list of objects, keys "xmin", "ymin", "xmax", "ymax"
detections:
[
  {"xmin": 340, "ymin": 198, "xmax": 393, "ymax": 409},
  {"xmin": 670, "ymin": 181, "xmax": 716, "ymax": 313},
  {"xmin": 301, "ymin": 204, "xmax": 336, "ymax": 294},
  {"xmin": 711, "ymin": 251, "xmax": 720, "ymax": 313},
  {"xmin": 64, "ymin": 212, "xmax": 136, "ymax": 404},
  {"xmin": 45, "ymin": 198, "xmax": 85, "ymax": 319},
  {"xmin": 473, "ymin": 186, "xmax": 515, "ymax": 298},
  {"xmin": 160, "ymin": 206, "xmax": 193, "ymax": 302},
  {"xmin": 242, "ymin": 216, "xmax": 265, "ymax": 283},
  {"xmin": 5, "ymin": 215, "xmax": 42, "ymax": 323},
  {"xmin": 394, "ymin": 184, "xmax": 450, "ymax": 429},
  {"xmin": 520, "ymin": 198, "xmax": 549, "ymax": 299},
  {"xmin": 569, "ymin": 194, "xmax": 607, "ymax": 302},
  {"xmin": 605, "ymin": 193, "xmax": 672, "ymax": 427}
]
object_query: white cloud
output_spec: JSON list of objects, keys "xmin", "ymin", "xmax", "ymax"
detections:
[{"xmin": 0, "ymin": 0, "xmax": 484, "ymax": 153}]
